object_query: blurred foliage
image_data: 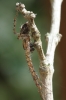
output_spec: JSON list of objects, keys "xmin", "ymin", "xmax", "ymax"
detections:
[{"xmin": 0, "ymin": 0, "xmax": 62, "ymax": 100}]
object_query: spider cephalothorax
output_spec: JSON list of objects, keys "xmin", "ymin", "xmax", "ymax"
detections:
[{"xmin": 15, "ymin": 22, "xmax": 30, "ymax": 40}]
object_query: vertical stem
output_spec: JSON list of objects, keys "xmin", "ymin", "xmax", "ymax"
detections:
[
  {"xmin": 50, "ymin": 0, "xmax": 63, "ymax": 34},
  {"xmin": 39, "ymin": 0, "xmax": 63, "ymax": 100},
  {"xmin": 39, "ymin": 65, "xmax": 54, "ymax": 100}
]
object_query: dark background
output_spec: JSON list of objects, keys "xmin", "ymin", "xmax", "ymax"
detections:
[{"xmin": 0, "ymin": 0, "xmax": 66, "ymax": 100}]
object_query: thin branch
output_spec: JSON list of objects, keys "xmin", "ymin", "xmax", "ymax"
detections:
[
  {"xmin": 15, "ymin": 21, "xmax": 42, "ymax": 94},
  {"xmin": 22, "ymin": 33, "xmax": 42, "ymax": 92}
]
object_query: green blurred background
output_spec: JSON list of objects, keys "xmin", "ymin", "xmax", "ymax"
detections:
[{"xmin": 0, "ymin": 0, "xmax": 63, "ymax": 100}]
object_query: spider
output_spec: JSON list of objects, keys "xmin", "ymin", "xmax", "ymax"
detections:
[{"xmin": 13, "ymin": 11, "xmax": 35, "ymax": 53}]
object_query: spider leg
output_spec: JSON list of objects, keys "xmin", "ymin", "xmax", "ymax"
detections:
[{"xmin": 13, "ymin": 11, "xmax": 18, "ymax": 34}]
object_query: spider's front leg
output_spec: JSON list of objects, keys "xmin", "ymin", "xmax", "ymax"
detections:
[{"xmin": 13, "ymin": 11, "xmax": 22, "ymax": 39}]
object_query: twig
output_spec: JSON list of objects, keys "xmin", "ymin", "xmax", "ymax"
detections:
[{"xmin": 16, "ymin": 2, "xmax": 45, "ymax": 65}]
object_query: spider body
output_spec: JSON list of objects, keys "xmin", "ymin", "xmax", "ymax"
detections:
[{"xmin": 13, "ymin": 11, "xmax": 35, "ymax": 53}]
